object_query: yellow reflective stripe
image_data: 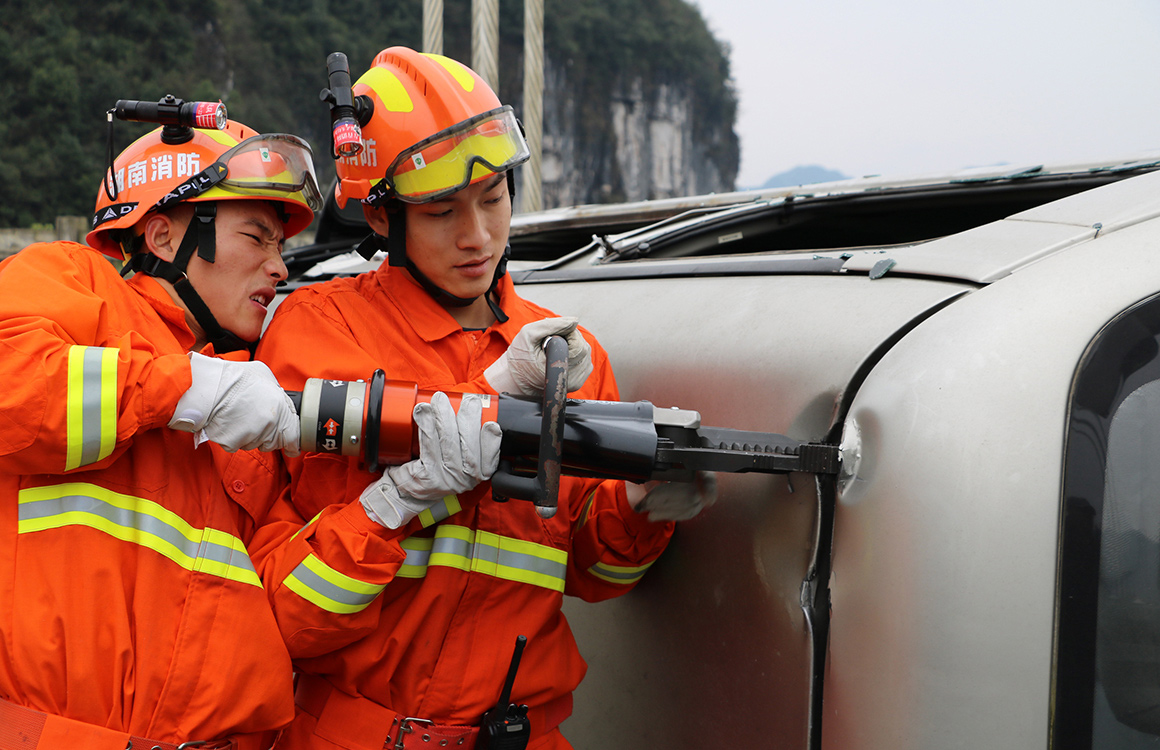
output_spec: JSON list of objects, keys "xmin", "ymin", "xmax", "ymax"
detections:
[
  {"xmin": 17, "ymin": 482, "xmax": 260, "ymax": 587},
  {"xmin": 201, "ymin": 128, "xmax": 244, "ymax": 148},
  {"xmin": 65, "ymin": 346, "xmax": 118, "ymax": 470},
  {"xmin": 426, "ymin": 54, "xmax": 476, "ymax": 92},
  {"xmin": 404, "ymin": 525, "xmax": 568, "ymax": 593},
  {"xmin": 195, "ymin": 527, "xmax": 258, "ymax": 584},
  {"xmin": 587, "ymin": 559, "xmax": 657, "ymax": 586},
  {"xmin": 398, "ymin": 535, "xmax": 434, "ymax": 578},
  {"xmin": 362, "ymin": 67, "xmax": 413, "ymax": 112},
  {"xmin": 290, "ymin": 509, "xmax": 327, "ymax": 543},
  {"xmin": 283, "ymin": 554, "xmax": 386, "ymax": 614},
  {"xmin": 65, "ymin": 348, "xmax": 83, "ymax": 469},
  {"xmin": 418, "ymin": 494, "xmax": 462, "ymax": 528},
  {"xmin": 576, "ymin": 488, "xmax": 598, "ymax": 529}
]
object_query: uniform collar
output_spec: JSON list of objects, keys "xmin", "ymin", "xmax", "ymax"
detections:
[
  {"xmin": 377, "ymin": 265, "xmax": 524, "ymax": 344},
  {"xmin": 128, "ymin": 272, "xmax": 199, "ymax": 351}
]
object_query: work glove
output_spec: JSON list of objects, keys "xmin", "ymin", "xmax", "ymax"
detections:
[
  {"xmin": 168, "ymin": 352, "xmax": 300, "ymax": 455},
  {"xmin": 628, "ymin": 471, "xmax": 718, "ymax": 522},
  {"xmin": 484, "ymin": 317, "xmax": 593, "ymax": 396},
  {"xmin": 360, "ymin": 392, "xmax": 503, "ymax": 529}
]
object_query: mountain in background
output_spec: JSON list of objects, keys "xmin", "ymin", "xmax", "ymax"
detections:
[
  {"xmin": 0, "ymin": 0, "xmax": 738, "ymax": 227},
  {"xmin": 753, "ymin": 165, "xmax": 849, "ymax": 190}
]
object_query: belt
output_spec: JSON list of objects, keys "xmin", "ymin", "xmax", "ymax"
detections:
[
  {"xmin": 295, "ymin": 675, "xmax": 572, "ymax": 750},
  {"xmin": 0, "ymin": 696, "xmax": 244, "ymax": 750}
]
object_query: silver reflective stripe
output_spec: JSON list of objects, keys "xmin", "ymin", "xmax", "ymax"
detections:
[
  {"xmin": 397, "ymin": 526, "xmax": 567, "ymax": 592},
  {"xmin": 283, "ymin": 554, "xmax": 386, "ymax": 614},
  {"xmin": 66, "ymin": 346, "xmax": 118, "ymax": 470},
  {"xmin": 417, "ymin": 494, "xmax": 462, "ymax": 527},
  {"xmin": 398, "ymin": 536, "xmax": 434, "ymax": 576},
  {"xmin": 17, "ymin": 483, "xmax": 260, "ymax": 586},
  {"xmin": 587, "ymin": 559, "xmax": 656, "ymax": 586}
]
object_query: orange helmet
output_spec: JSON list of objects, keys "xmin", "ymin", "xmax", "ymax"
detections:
[
  {"xmin": 334, "ymin": 47, "xmax": 529, "ymax": 208},
  {"xmin": 88, "ymin": 119, "xmax": 322, "ymax": 258}
]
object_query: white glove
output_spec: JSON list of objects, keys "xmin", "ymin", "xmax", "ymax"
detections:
[
  {"xmin": 168, "ymin": 352, "xmax": 300, "ymax": 455},
  {"xmin": 628, "ymin": 471, "xmax": 718, "ymax": 522},
  {"xmin": 360, "ymin": 392, "xmax": 502, "ymax": 529},
  {"xmin": 484, "ymin": 317, "xmax": 593, "ymax": 396}
]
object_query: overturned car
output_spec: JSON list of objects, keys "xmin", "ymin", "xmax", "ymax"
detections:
[{"xmin": 280, "ymin": 153, "xmax": 1160, "ymax": 750}]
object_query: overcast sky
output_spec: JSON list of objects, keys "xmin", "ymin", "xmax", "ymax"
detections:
[{"xmin": 691, "ymin": 0, "xmax": 1160, "ymax": 187}]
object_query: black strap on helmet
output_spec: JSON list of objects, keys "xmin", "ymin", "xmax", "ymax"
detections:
[
  {"xmin": 173, "ymin": 202, "xmax": 217, "ymax": 265},
  {"xmin": 372, "ymin": 207, "xmax": 510, "ymax": 323},
  {"xmin": 402, "ymin": 244, "xmax": 510, "ymax": 324},
  {"xmin": 127, "ymin": 253, "xmax": 256, "ymax": 355},
  {"xmin": 125, "ymin": 202, "xmax": 256, "ymax": 356}
]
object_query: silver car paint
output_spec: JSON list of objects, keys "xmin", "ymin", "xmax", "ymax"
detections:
[{"xmin": 512, "ymin": 169, "xmax": 1160, "ymax": 748}]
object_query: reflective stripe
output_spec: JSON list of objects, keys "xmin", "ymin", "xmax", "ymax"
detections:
[
  {"xmin": 576, "ymin": 488, "xmax": 598, "ymax": 529},
  {"xmin": 398, "ymin": 525, "xmax": 567, "ymax": 593},
  {"xmin": 587, "ymin": 559, "xmax": 656, "ymax": 586},
  {"xmin": 417, "ymin": 494, "xmax": 462, "ymax": 527},
  {"xmin": 283, "ymin": 554, "xmax": 386, "ymax": 614},
  {"xmin": 65, "ymin": 346, "xmax": 118, "ymax": 470},
  {"xmin": 398, "ymin": 535, "xmax": 435, "ymax": 578},
  {"xmin": 17, "ymin": 482, "xmax": 260, "ymax": 586}
]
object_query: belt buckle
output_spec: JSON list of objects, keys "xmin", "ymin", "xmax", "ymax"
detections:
[
  {"xmin": 393, "ymin": 716, "xmax": 434, "ymax": 750},
  {"xmin": 125, "ymin": 741, "xmax": 212, "ymax": 750}
]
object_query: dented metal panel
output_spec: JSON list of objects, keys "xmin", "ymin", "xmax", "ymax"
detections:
[{"xmin": 516, "ymin": 272, "xmax": 968, "ymax": 749}]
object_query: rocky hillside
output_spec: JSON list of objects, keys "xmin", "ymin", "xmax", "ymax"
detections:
[{"xmin": 0, "ymin": 0, "xmax": 737, "ymax": 226}]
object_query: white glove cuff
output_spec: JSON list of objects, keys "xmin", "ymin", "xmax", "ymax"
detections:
[
  {"xmin": 360, "ymin": 475, "xmax": 409, "ymax": 529},
  {"xmin": 484, "ymin": 359, "xmax": 524, "ymax": 396},
  {"xmin": 169, "ymin": 352, "xmax": 223, "ymax": 433}
]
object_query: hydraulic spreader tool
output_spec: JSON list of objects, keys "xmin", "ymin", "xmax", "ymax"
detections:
[{"xmin": 286, "ymin": 337, "xmax": 840, "ymax": 518}]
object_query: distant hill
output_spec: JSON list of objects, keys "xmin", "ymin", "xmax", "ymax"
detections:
[
  {"xmin": 0, "ymin": 0, "xmax": 736, "ymax": 226},
  {"xmin": 755, "ymin": 165, "xmax": 848, "ymax": 189}
]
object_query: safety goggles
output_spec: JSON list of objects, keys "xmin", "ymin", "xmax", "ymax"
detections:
[
  {"xmin": 156, "ymin": 133, "xmax": 324, "ymax": 212},
  {"xmin": 215, "ymin": 133, "xmax": 324, "ymax": 210},
  {"xmin": 371, "ymin": 106, "xmax": 529, "ymax": 205}
]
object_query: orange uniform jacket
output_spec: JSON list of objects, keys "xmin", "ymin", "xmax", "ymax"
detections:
[
  {"xmin": 0, "ymin": 242, "xmax": 294, "ymax": 746},
  {"xmin": 241, "ymin": 266, "xmax": 674, "ymax": 748}
]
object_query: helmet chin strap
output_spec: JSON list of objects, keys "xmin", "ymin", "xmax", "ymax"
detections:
[
  {"xmin": 126, "ymin": 202, "xmax": 257, "ymax": 356},
  {"xmin": 357, "ymin": 195, "xmax": 511, "ymax": 324}
]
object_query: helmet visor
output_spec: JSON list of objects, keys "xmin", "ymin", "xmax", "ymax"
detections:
[
  {"xmin": 384, "ymin": 106, "xmax": 529, "ymax": 204},
  {"xmin": 217, "ymin": 134, "xmax": 324, "ymax": 211}
]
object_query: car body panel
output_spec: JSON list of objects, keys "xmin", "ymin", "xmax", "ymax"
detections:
[
  {"xmin": 827, "ymin": 216, "xmax": 1160, "ymax": 749},
  {"xmin": 515, "ymin": 273, "xmax": 970, "ymax": 748},
  {"xmin": 510, "ymin": 168, "xmax": 1160, "ymax": 749}
]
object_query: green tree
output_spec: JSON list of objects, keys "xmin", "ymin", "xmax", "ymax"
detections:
[{"xmin": 0, "ymin": 0, "xmax": 735, "ymax": 227}]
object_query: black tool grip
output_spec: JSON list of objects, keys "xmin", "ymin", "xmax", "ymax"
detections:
[{"xmin": 489, "ymin": 336, "xmax": 568, "ymax": 518}]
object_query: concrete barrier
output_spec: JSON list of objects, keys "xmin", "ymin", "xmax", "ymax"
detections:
[
  {"xmin": 0, "ymin": 217, "xmax": 315, "ymax": 262},
  {"xmin": 0, "ymin": 216, "xmax": 89, "ymax": 260}
]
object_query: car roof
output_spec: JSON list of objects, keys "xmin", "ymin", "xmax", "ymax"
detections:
[{"xmin": 282, "ymin": 152, "xmax": 1160, "ymax": 285}]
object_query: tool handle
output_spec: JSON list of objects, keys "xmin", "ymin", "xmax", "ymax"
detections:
[{"xmin": 489, "ymin": 336, "xmax": 568, "ymax": 518}]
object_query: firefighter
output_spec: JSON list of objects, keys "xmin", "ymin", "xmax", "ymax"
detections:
[
  {"xmin": 0, "ymin": 109, "xmax": 322, "ymax": 749},
  {"xmin": 244, "ymin": 48, "xmax": 715, "ymax": 750}
]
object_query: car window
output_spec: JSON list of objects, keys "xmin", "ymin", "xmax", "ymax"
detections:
[
  {"xmin": 1095, "ymin": 378, "xmax": 1160, "ymax": 746},
  {"xmin": 1057, "ymin": 292, "xmax": 1160, "ymax": 749}
]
